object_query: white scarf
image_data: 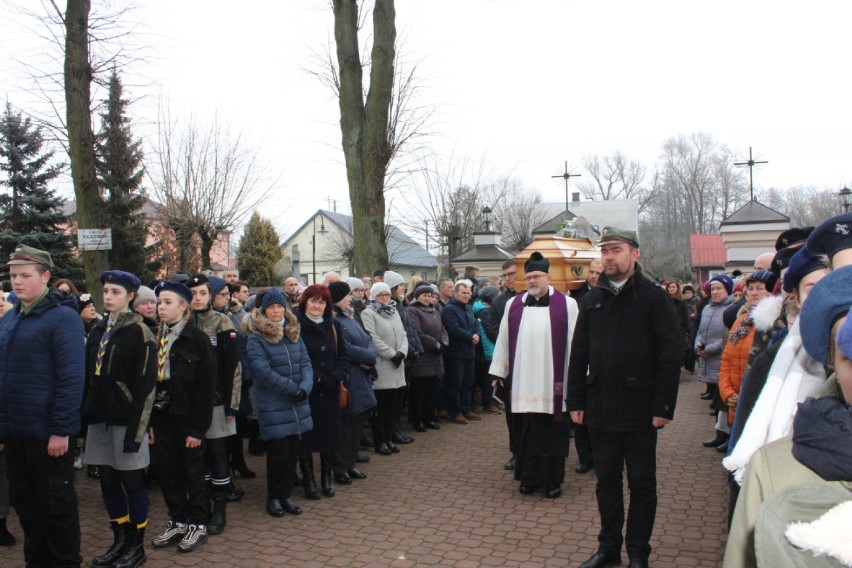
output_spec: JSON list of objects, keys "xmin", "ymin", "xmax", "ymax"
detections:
[{"xmin": 722, "ymin": 319, "xmax": 827, "ymax": 484}]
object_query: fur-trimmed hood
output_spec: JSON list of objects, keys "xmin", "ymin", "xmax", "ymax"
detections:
[
  {"xmin": 752, "ymin": 294, "xmax": 785, "ymax": 333},
  {"xmin": 244, "ymin": 308, "xmax": 300, "ymax": 344}
]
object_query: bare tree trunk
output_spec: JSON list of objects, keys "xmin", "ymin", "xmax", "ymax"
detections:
[
  {"xmin": 199, "ymin": 232, "xmax": 215, "ymax": 271},
  {"xmin": 333, "ymin": 0, "xmax": 394, "ymax": 274},
  {"xmin": 64, "ymin": 0, "xmax": 107, "ymax": 298}
]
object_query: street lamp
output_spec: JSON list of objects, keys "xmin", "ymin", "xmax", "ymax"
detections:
[
  {"xmin": 482, "ymin": 206, "xmax": 493, "ymax": 232},
  {"xmin": 839, "ymin": 186, "xmax": 852, "ymax": 213},
  {"xmin": 311, "ymin": 214, "xmax": 327, "ymax": 284}
]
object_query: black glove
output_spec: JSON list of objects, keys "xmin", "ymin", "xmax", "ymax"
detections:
[
  {"xmin": 391, "ymin": 352, "xmax": 405, "ymax": 367},
  {"xmin": 294, "ymin": 389, "xmax": 307, "ymax": 402}
]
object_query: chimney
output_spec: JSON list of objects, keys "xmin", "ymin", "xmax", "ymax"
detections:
[{"xmin": 572, "ymin": 192, "xmax": 581, "ymax": 202}]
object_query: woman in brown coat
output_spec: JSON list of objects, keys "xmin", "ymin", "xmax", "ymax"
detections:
[{"xmin": 406, "ymin": 286, "xmax": 449, "ymax": 432}]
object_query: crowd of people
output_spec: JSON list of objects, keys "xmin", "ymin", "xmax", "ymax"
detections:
[{"xmin": 0, "ymin": 211, "xmax": 851, "ymax": 568}]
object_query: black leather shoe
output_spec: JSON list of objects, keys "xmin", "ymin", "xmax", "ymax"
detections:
[
  {"xmin": 281, "ymin": 498, "xmax": 302, "ymax": 515},
  {"xmin": 545, "ymin": 484, "xmax": 562, "ymax": 498},
  {"xmin": 703, "ymin": 431, "xmax": 729, "ymax": 448},
  {"xmin": 518, "ymin": 483, "xmax": 537, "ymax": 495},
  {"xmin": 575, "ymin": 463, "xmax": 593, "ymax": 474},
  {"xmin": 504, "ymin": 457, "xmax": 516, "ymax": 471},
  {"xmin": 627, "ymin": 559, "xmax": 648, "ymax": 568},
  {"xmin": 425, "ymin": 421, "xmax": 441, "ymax": 430},
  {"xmin": 392, "ymin": 432, "xmax": 413, "ymax": 444},
  {"xmin": 356, "ymin": 455, "xmax": 371, "ymax": 463},
  {"xmin": 226, "ymin": 482, "xmax": 244, "ymax": 502},
  {"xmin": 700, "ymin": 392, "xmax": 713, "ymax": 400},
  {"xmin": 386, "ymin": 441, "xmax": 400, "ymax": 453},
  {"xmin": 413, "ymin": 423, "xmax": 427, "ymax": 433},
  {"xmin": 334, "ymin": 472, "xmax": 352, "ymax": 485},
  {"xmin": 375, "ymin": 443, "xmax": 393, "ymax": 456},
  {"xmin": 716, "ymin": 440, "xmax": 729, "ymax": 453},
  {"xmin": 266, "ymin": 499, "xmax": 284, "ymax": 517},
  {"xmin": 347, "ymin": 467, "xmax": 367, "ymax": 480},
  {"xmin": 579, "ymin": 551, "xmax": 622, "ymax": 568}
]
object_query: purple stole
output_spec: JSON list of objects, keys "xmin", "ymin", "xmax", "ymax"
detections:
[{"xmin": 507, "ymin": 288, "xmax": 569, "ymax": 422}]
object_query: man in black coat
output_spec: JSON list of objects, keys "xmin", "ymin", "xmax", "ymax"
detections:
[{"xmin": 567, "ymin": 228, "xmax": 682, "ymax": 568}]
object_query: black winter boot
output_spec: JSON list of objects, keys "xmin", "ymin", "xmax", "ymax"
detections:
[
  {"xmin": 299, "ymin": 455, "xmax": 321, "ymax": 500},
  {"xmin": 248, "ymin": 419, "xmax": 265, "ymax": 456},
  {"xmin": 320, "ymin": 454, "xmax": 336, "ymax": 497},
  {"xmin": 91, "ymin": 521, "xmax": 130, "ymax": 566},
  {"xmin": 113, "ymin": 525, "xmax": 146, "ymax": 568},
  {"xmin": 208, "ymin": 495, "xmax": 227, "ymax": 535},
  {"xmin": 703, "ymin": 430, "xmax": 729, "ymax": 448},
  {"xmin": 0, "ymin": 517, "xmax": 16, "ymax": 547}
]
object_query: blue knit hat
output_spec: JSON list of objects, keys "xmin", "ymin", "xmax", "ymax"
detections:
[
  {"xmin": 261, "ymin": 288, "xmax": 287, "ymax": 315},
  {"xmin": 710, "ymin": 274, "xmax": 734, "ymax": 295},
  {"xmin": 800, "ymin": 266, "xmax": 852, "ymax": 365},
  {"xmin": 782, "ymin": 247, "xmax": 828, "ymax": 294},
  {"xmin": 208, "ymin": 276, "xmax": 229, "ymax": 296}
]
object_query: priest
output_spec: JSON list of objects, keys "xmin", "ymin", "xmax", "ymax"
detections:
[{"xmin": 489, "ymin": 252, "xmax": 578, "ymax": 498}]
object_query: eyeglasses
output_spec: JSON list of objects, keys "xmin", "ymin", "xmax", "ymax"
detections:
[{"xmin": 503, "ymin": 271, "xmax": 517, "ymax": 277}]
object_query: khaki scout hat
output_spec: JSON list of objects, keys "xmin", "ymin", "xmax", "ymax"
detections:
[
  {"xmin": 599, "ymin": 227, "xmax": 640, "ymax": 249},
  {"xmin": 7, "ymin": 244, "xmax": 54, "ymax": 268}
]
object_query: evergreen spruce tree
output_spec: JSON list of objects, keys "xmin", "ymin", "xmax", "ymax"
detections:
[
  {"xmin": 96, "ymin": 69, "xmax": 157, "ymax": 280},
  {"xmin": 237, "ymin": 212, "xmax": 282, "ymax": 286},
  {"xmin": 0, "ymin": 102, "xmax": 83, "ymax": 282}
]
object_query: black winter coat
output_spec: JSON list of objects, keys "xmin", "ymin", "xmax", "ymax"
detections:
[
  {"xmin": 297, "ymin": 313, "xmax": 350, "ymax": 454},
  {"xmin": 441, "ymin": 298, "xmax": 478, "ymax": 360},
  {"xmin": 153, "ymin": 319, "xmax": 217, "ymax": 440},
  {"xmin": 567, "ymin": 264, "xmax": 682, "ymax": 430},
  {"xmin": 83, "ymin": 313, "xmax": 158, "ymax": 452}
]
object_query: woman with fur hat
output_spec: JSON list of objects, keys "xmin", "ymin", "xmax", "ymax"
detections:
[
  {"xmin": 245, "ymin": 288, "xmax": 313, "ymax": 517},
  {"xmin": 295, "ymin": 284, "xmax": 350, "ymax": 500},
  {"xmin": 83, "ymin": 270, "xmax": 158, "ymax": 567},
  {"xmin": 724, "ymin": 266, "xmax": 852, "ymax": 568},
  {"xmin": 361, "ymin": 282, "xmax": 408, "ymax": 455}
]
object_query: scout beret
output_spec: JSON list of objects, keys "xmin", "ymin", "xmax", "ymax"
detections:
[
  {"xmin": 837, "ymin": 308, "xmax": 852, "ymax": 360},
  {"xmin": 7, "ymin": 244, "xmax": 53, "ymax": 268},
  {"xmin": 799, "ymin": 265, "xmax": 852, "ymax": 365},
  {"xmin": 99, "ymin": 270, "xmax": 141, "ymax": 292},
  {"xmin": 782, "ymin": 247, "xmax": 828, "ymax": 294},
  {"xmin": 771, "ymin": 246, "xmax": 801, "ymax": 278},
  {"xmin": 774, "ymin": 227, "xmax": 813, "ymax": 251},
  {"xmin": 186, "ymin": 274, "xmax": 209, "ymax": 288},
  {"xmin": 155, "ymin": 280, "xmax": 193, "ymax": 304},
  {"xmin": 599, "ymin": 226, "xmax": 639, "ymax": 249},
  {"xmin": 806, "ymin": 213, "xmax": 852, "ymax": 260}
]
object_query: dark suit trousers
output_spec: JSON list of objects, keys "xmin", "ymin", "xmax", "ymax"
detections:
[{"xmin": 588, "ymin": 427, "xmax": 658, "ymax": 561}]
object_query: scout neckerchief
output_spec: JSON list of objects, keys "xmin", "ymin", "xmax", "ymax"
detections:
[{"xmin": 94, "ymin": 319, "xmax": 116, "ymax": 376}]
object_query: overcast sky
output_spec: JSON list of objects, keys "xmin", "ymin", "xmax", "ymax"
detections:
[{"xmin": 2, "ymin": 0, "xmax": 851, "ymax": 242}]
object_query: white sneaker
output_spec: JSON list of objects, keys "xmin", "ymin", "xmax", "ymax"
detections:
[
  {"xmin": 177, "ymin": 524, "xmax": 207, "ymax": 553},
  {"xmin": 73, "ymin": 449, "xmax": 83, "ymax": 470},
  {"xmin": 152, "ymin": 520, "xmax": 187, "ymax": 548}
]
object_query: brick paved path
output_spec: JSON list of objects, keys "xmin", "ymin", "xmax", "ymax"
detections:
[{"xmin": 3, "ymin": 372, "xmax": 730, "ymax": 567}]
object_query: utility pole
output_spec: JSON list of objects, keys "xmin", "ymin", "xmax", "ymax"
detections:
[
  {"xmin": 552, "ymin": 161, "xmax": 581, "ymax": 213},
  {"xmin": 734, "ymin": 147, "xmax": 768, "ymax": 201}
]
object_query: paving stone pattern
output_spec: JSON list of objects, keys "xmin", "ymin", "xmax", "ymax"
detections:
[{"xmin": 3, "ymin": 373, "xmax": 729, "ymax": 567}]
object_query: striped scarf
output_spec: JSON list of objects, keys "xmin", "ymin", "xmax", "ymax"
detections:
[
  {"xmin": 728, "ymin": 307, "xmax": 753, "ymax": 345},
  {"xmin": 94, "ymin": 325, "xmax": 113, "ymax": 376}
]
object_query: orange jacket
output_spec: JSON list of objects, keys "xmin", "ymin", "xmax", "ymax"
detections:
[{"xmin": 717, "ymin": 312, "xmax": 756, "ymax": 425}]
